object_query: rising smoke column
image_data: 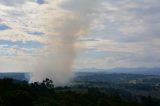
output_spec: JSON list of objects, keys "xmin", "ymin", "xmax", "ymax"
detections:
[{"xmin": 30, "ymin": 0, "xmax": 102, "ymax": 86}]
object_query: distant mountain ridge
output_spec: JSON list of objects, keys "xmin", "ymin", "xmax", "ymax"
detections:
[
  {"xmin": 0, "ymin": 72, "xmax": 30, "ymax": 81},
  {"xmin": 78, "ymin": 67, "xmax": 160, "ymax": 75}
]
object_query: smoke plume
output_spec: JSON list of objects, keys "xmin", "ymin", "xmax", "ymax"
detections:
[{"xmin": 30, "ymin": 0, "xmax": 102, "ymax": 86}]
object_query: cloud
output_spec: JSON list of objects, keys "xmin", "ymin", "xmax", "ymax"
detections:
[
  {"xmin": 88, "ymin": 0, "xmax": 160, "ymax": 42},
  {"xmin": 0, "ymin": 0, "xmax": 27, "ymax": 6},
  {"xmin": 61, "ymin": 0, "xmax": 104, "ymax": 14},
  {"xmin": 0, "ymin": 0, "xmax": 160, "ymax": 73}
]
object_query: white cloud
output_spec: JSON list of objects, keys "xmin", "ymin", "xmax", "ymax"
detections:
[
  {"xmin": 0, "ymin": 0, "xmax": 27, "ymax": 6},
  {"xmin": 0, "ymin": 0, "xmax": 160, "ymax": 71}
]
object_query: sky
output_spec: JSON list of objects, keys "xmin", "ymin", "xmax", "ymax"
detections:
[{"xmin": 0, "ymin": 0, "xmax": 160, "ymax": 72}]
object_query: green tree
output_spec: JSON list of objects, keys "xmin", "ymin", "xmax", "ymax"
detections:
[{"xmin": 7, "ymin": 90, "xmax": 33, "ymax": 106}]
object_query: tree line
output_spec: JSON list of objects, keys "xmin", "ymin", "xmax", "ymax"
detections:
[{"xmin": 0, "ymin": 78, "xmax": 160, "ymax": 106}]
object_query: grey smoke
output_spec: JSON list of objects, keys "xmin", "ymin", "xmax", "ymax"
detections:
[{"xmin": 30, "ymin": 0, "xmax": 103, "ymax": 86}]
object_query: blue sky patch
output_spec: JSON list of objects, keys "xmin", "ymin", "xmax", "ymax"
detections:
[
  {"xmin": 27, "ymin": 31, "xmax": 44, "ymax": 36},
  {"xmin": 0, "ymin": 24, "xmax": 11, "ymax": 30},
  {"xmin": 36, "ymin": 0, "xmax": 45, "ymax": 4},
  {"xmin": 0, "ymin": 40, "xmax": 43, "ymax": 49}
]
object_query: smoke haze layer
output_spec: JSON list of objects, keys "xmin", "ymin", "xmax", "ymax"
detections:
[
  {"xmin": 0, "ymin": 0, "xmax": 103, "ymax": 86},
  {"xmin": 30, "ymin": 0, "xmax": 103, "ymax": 86}
]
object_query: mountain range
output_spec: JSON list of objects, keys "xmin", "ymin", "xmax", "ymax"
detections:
[{"xmin": 78, "ymin": 67, "xmax": 160, "ymax": 75}]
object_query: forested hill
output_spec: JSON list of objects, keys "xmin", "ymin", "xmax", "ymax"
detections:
[
  {"xmin": 0, "ymin": 78, "xmax": 160, "ymax": 106},
  {"xmin": 78, "ymin": 68, "xmax": 160, "ymax": 75}
]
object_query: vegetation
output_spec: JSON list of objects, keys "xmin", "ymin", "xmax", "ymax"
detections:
[{"xmin": 0, "ymin": 78, "xmax": 160, "ymax": 106}]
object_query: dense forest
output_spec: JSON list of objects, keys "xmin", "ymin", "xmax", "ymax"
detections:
[{"xmin": 0, "ymin": 78, "xmax": 160, "ymax": 106}]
